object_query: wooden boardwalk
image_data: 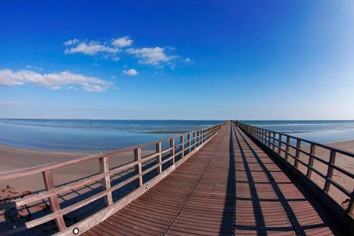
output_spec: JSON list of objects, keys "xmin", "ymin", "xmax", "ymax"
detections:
[{"xmin": 84, "ymin": 123, "xmax": 350, "ymax": 236}]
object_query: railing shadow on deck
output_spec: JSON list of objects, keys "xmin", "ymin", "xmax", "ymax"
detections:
[
  {"xmin": 234, "ymin": 125, "xmax": 350, "ymax": 234},
  {"xmin": 219, "ymin": 123, "xmax": 236, "ymax": 234}
]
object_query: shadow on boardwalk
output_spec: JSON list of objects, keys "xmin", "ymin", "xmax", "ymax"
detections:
[
  {"xmin": 234, "ymin": 126, "xmax": 349, "ymax": 235},
  {"xmin": 219, "ymin": 125, "xmax": 236, "ymax": 234}
]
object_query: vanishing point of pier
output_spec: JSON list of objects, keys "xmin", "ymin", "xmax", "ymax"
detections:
[{"xmin": 0, "ymin": 122, "xmax": 353, "ymax": 235}]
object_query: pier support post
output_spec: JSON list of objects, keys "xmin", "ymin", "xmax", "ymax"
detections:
[
  {"xmin": 42, "ymin": 170, "xmax": 66, "ymax": 231},
  {"xmin": 134, "ymin": 148, "xmax": 143, "ymax": 187},
  {"xmin": 324, "ymin": 150, "xmax": 336, "ymax": 193},
  {"xmin": 306, "ymin": 144, "xmax": 315, "ymax": 178},
  {"xmin": 170, "ymin": 138, "xmax": 175, "ymax": 165},
  {"xmin": 180, "ymin": 136, "xmax": 184, "ymax": 158},
  {"xmin": 285, "ymin": 136, "xmax": 290, "ymax": 160},
  {"xmin": 156, "ymin": 142, "xmax": 162, "ymax": 174},
  {"xmin": 294, "ymin": 140, "xmax": 301, "ymax": 168},
  {"xmin": 187, "ymin": 133, "xmax": 191, "ymax": 153},
  {"xmin": 278, "ymin": 134, "xmax": 282, "ymax": 155},
  {"xmin": 99, "ymin": 156, "xmax": 113, "ymax": 206}
]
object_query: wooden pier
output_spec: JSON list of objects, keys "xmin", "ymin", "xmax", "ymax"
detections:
[{"xmin": 0, "ymin": 122, "xmax": 353, "ymax": 235}]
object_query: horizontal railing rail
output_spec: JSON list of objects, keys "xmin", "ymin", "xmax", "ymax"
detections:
[
  {"xmin": 235, "ymin": 121, "xmax": 354, "ymax": 217},
  {"xmin": 0, "ymin": 122, "xmax": 224, "ymax": 235}
]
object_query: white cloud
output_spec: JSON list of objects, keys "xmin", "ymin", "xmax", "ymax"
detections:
[
  {"xmin": 122, "ymin": 69, "xmax": 138, "ymax": 76},
  {"xmin": 126, "ymin": 47, "xmax": 176, "ymax": 66},
  {"xmin": 185, "ymin": 57, "xmax": 192, "ymax": 63},
  {"xmin": 112, "ymin": 36, "xmax": 132, "ymax": 48},
  {"xmin": 63, "ymin": 37, "xmax": 183, "ymax": 67},
  {"xmin": 0, "ymin": 69, "xmax": 112, "ymax": 92},
  {"xmin": 64, "ymin": 39, "xmax": 79, "ymax": 46},
  {"xmin": 64, "ymin": 41, "xmax": 120, "ymax": 56},
  {"xmin": 0, "ymin": 101, "xmax": 21, "ymax": 105}
]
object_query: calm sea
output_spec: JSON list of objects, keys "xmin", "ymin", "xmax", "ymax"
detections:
[
  {"xmin": 0, "ymin": 119, "xmax": 221, "ymax": 152},
  {"xmin": 0, "ymin": 119, "xmax": 353, "ymax": 152}
]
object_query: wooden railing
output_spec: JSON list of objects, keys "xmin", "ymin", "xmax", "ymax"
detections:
[
  {"xmin": 236, "ymin": 121, "xmax": 354, "ymax": 217},
  {"xmin": 0, "ymin": 123, "xmax": 223, "ymax": 235}
]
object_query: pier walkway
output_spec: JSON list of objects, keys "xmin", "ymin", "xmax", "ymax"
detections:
[{"xmin": 83, "ymin": 123, "xmax": 350, "ymax": 235}]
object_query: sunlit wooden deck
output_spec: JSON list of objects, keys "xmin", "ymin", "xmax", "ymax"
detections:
[{"xmin": 83, "ymin": 123, "xmax": 350, "ymax": 236}]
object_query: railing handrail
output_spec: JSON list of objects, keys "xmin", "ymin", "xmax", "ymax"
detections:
[
  {"xmin": 236, "ymin": 121, "xmax": 354, "ymax": 158},
  {"xmin": 0, "ymin": 122, "xmax": 224, "ymax": 180},
  {"xmin": 235, "ymin": 121, "xmax": 354, "ymax": 216}
]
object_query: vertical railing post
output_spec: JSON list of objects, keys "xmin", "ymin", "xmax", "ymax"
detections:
[
  {"xmin": 259, "ymin": 129, "xmax": 262, "ymax": 141},
  {"xmin": 180, "ymin": 135, "xmax": 184, "ymax": 158},
  {"xmin": 272, "ymin": 132, "xmax": 276, "ymax": 150},
  {"xmin": 134, "ymin": 148, "xmax": 143, "ymax": 187},
  {"xmin": 187, "ymin": 133, "xmax": 191, "ymax": 152},
  {"xmin": 170, "ymin": 138, "xmax": 175, "ymax": 164},
  {"xmin": 268, "ymin": 131, "xmax": 271, "ymax": 147},
  {"xmin": 199, "ymin": 131, "xmax": 202, "ymax": 145},
  {"xmin": 42, "ymin": 170, "xmax": 66, "ymax": 231},
  {"xmin": 278, "ymin": 134, "xmax": 282, "ymax": 155},
  {"xmin": 285, "ymin": 136, "xmax": 290, "ymax": 160},
  {"xmin": 197, "ymin": 131, "xmax": 200, "ymax": 146},
  {"xmin": 306, "ymin": 144, "xmax": 316, "ymax": 178},
  {"xmin": 99, "ymin": 156, "xmax": 113, "ymax": 206},
  {"xmin": 156, "ymin": 142, "xmax": 162, "ymax": 174},
  {"xmin": 294, "ymin": 139, "xmax": 301, "ymax": 168},
  {"xmin": 324, "ymin": 150, "xmax": 336, "ymax": 193}
]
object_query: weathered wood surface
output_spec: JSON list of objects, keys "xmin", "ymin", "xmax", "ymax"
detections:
[{"xmin": 84, "ymin": 122, "xmax": 350, "ymax": 236}]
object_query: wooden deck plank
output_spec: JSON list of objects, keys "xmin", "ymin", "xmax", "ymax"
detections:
[{"xmin": 83, "ymin": 122, "xmax": 350, "ymax": 236}]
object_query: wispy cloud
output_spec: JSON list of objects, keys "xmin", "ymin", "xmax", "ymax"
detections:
[
  {"xmin": 112, "ymin": 36, "xmax": 132, "ymax": 48},
  {"xmin": 64, "ymin": 39, "xmax": 80, "ymax": 46},
  {"xmin": 64, "ymin": 41, "xmax": 120, "ymax": 56},
  {"xmin": 122, "ymin": 69, "xmax": 138, "ymax": 76},
  {"xmin": 0, "ymin": 69, "xmax": 112, "ymax": 92},
  {"xmin": 126, "ymin": 47, "xmax": 177, "ymax": 67},
  {"xmin": 0, "ymin": 101, "xmax": 21, "ymax": 105},
  {"xmin": 63, "ymin": 37, "xmax": 184, "ymax": 67},
  {"xmin": 64, "ymin": 36, "xmax": 132, "ymax": 59}
]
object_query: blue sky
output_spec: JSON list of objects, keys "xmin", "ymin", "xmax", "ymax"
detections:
[{"xmin": 0, "ymin": 0, "xmax": 354, "ymax": 120}]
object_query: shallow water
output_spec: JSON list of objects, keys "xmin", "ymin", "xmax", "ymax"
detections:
[{"xmin": 0, "ymin": 119, "xmax": 221, "ymax": 152}]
